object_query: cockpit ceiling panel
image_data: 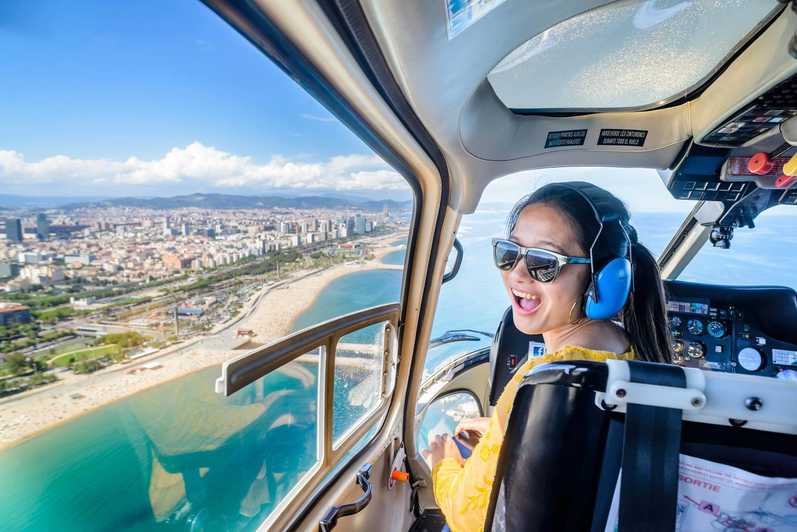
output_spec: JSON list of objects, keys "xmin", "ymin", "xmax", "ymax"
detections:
[
  {"xmin": 701, "ymin": 74, "xmax": 797, "ymax": 147},
  {"xmin": 487, "ymin": 0, "xmax": 781, "ymax": 113}
]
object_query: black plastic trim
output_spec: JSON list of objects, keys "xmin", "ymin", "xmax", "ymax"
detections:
[
  {"xmin": 442, "ymin": 238, "xmax": 464, "ymax": 283},
  {"xmin": 318, "ymin": 463, "xmax": 373, "ymax": 531}
]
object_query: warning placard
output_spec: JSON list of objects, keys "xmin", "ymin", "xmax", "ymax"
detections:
[
  {"xmin": 545, "ymin": 129, "xmax": 588, "ymax": 148},
  {"xmin": 597, "ymin": 129, "xmax": 648, "ymax": 147}
]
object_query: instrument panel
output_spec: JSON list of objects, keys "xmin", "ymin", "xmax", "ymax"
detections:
[{"xmin": 665, "ymin": 281, "xmax": 797, "ymax": 379}]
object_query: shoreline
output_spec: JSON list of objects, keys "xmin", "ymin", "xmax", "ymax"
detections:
[{"xmin": 0, "ymin": 235, "xmax": 405, "ymax": 451}]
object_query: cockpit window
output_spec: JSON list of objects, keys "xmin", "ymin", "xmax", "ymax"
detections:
[
  {"xmin": 488, "ymin": 0, "xmax": 781, "ymax": 112},
  {"xmin": 0, "ymin": 2, "xmax": 412, "ymax": 530},
  {"xmin": 679, "ymin": 207, "xmax": 796, "ymax": 289},
  {"xmin": 425, "ymin": 169, "xmax": 692, "ymax": 375}
]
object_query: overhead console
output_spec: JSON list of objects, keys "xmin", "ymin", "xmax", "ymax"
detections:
[
  {"xmin": 659, "ymin": 71, "xmax": 797, "ymax": 255},
  {"xmin": 665, "ymin": 281, "xmax": 797, "ymax": 380}
]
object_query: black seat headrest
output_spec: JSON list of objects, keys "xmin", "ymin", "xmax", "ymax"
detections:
[{"xmin": 488, "ymin": 307, "xmax": 543, "ymax": 406}]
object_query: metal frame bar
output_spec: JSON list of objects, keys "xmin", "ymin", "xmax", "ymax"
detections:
[
  {"xmin": 217, "ymin": 303, "xmax": 399, "ymax": 395},
  {"xmin": 213, "ymin": 303, "xmax": 400, "ymax": 530}
]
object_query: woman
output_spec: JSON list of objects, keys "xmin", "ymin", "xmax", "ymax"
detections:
[{"xmin": 429, "ymin": 182, "xmax": 671, "ymax": 532}]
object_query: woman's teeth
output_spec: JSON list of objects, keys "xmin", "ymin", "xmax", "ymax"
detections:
[
  {"xmin": 511, "ymin": 288, "xmax": 541, "ymax": 312},
  {"xmin": 511, "ymin": 288, "xmax": 538, "ymax": 301}
]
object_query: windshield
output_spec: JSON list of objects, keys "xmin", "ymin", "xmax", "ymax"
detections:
[
  {"xmin": 425, "ymin": 168, "xmax": 694, "ymax": 374},
  {"xmin": 0, "ymin": 2, "xmax": 412, "ymax": 530},
  {"xmin": 679, "ymin": 206, "xmax": 797, "ymax": 289},
  {"xmin": 488, "ymin": 0, "xmax": 781, "ymax": 111}
]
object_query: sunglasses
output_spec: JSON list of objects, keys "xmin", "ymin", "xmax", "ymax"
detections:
[{"xmin": 491, "ymin": 238, "xmax": 591, "ymax": 283}]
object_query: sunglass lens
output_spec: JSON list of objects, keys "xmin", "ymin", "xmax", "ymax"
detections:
[
  {"xmin": 493, "ymin": 240, "xmax": 519, "ymax": 270},
  {"xmin": 524, "ymin": 249, "xmax": 559, "ymax": 282}
]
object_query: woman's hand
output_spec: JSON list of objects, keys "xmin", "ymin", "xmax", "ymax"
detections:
[
  {"xmin": 427, "ymin": 434, "xmax": 464, "ymax": 468},
  {"xmin": 455, "ymin": 416, "xmax": 490, "ymax": 436}
]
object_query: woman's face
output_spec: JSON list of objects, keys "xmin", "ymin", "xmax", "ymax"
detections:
[{"xmin": 502, "ymin": 203, "xmax": 591, "ymax": 335}]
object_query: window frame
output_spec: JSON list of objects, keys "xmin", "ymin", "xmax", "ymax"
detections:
[{"xmin": 216, "ymin": 303, "xmax": 400, "ymax": 529}]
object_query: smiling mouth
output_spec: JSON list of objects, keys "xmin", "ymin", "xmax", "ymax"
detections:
[{"xmin": 511, "ymin": 288, "xmax": 541, "ymax": 314}]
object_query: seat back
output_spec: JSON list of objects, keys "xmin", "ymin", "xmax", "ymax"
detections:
[
  {"xmin": 485, "ymin": 360, "xmax": 797, "ymax": 532},
  {"xmin": 488, "ymin": 307, "xmax": 543, "ymax": 406}
]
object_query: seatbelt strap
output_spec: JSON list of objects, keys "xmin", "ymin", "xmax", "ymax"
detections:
[{"xmin": 618, "ymin": 362, "xmax": 685, "ymax": 532}]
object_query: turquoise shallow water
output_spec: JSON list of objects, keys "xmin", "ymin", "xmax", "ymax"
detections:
[
  {"xmin": 381, "ymin": 249, "xmax": 405, "ymax": 266},
  {"xmin": 1, "ymin": 209, "xmax": 794, "ymax": 531}
]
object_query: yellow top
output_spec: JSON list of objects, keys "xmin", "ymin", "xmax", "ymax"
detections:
[{"xmin": 431, "ymin": 345, "xmax": 634, "ymax": 532}]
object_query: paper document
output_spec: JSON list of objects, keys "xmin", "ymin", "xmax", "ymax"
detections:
[{"xmin": 605, "ymin": 454, "xmax": 797, "ymax": 531}]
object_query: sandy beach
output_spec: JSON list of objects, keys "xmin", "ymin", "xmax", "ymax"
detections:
[{"xmin": 0, "ymin": 235, "xmax": 405, "ymax": 450}]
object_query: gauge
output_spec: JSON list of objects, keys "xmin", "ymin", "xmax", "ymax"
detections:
[
  {"xmin": 687, "ymin": 319, "xmax": 704, "ymax": 336},
  {"xmin": 671, "ymin": 340, "xmax": 685, "ymax": 363},
  {"xmin": 686, "ymin": 341, "xmax": 704, "ymax": 359},
  {"xmin": 670, "ymin": 316, "xmax": 682, "ymax": 329},
  {"xmin": 737, "ymin": 347, "xmax": 763, "ymax": 372},
  {"xmin": 706, "ymin": 321, "xmax": 726, "ymax": 339}
]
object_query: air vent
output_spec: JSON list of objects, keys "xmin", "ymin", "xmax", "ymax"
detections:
[
  {"xmin": 702, "ymin": 75, "xmax": 797, "ymax": 146},
  {"xmin": 779, "ymin": 189, "xmax": 797, "ymax": 205},
  {"xmin": 670, "ymin": 180, "xmax": 748, "ymax": 202}
]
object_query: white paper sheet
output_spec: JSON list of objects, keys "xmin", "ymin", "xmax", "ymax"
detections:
[{"xmin": 605, "ymin": 454, "xmax": 797, "ymax": 531}]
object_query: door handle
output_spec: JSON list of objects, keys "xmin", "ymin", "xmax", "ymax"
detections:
[{"xmin": 319, "ymin": 463, "xmax": 373, "ymax": 531}]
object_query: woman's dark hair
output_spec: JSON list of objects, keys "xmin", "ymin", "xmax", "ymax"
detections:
[{"xmin": 506, "ymin": 183, "xmax": 672, "ymax": 363}]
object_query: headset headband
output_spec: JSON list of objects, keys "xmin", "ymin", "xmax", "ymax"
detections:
[{"xmin": 539, "ymin": 182, "xmax": 634, "ymax": 303}]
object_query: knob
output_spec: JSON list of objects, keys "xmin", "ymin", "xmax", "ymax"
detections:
[
  {"xmin": 747, "ymin": 152, "xmax": 774, "ymax": 175},
  {"xmin": 686, "ymin": 342, "xmax": 704, "ymax": 359},
  {"xmin": 737, "ymin": 347, "xmax": 763, "ymax": 372}
]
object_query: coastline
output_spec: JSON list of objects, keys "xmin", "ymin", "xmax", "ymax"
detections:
[{"xmin": 0, "ymin": 235, "xmax": 405, "ymax": 451}]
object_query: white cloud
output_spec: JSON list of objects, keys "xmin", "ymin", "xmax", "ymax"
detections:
[{"xmin": 0, "ymin": 142, "xmax": 408, "ymax": 192}]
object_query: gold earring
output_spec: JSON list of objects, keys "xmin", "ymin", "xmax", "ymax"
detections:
[{"xmin": 568, "ymin": 298, "xmax": 582, "ymax": 324}]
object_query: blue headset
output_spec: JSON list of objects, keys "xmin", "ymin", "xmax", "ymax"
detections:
[{"xmin": 543, "ymin": 182, "xmax": 634, "ymax": 320}]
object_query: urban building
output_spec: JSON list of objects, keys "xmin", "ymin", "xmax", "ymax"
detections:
[
  {"xmin": 36, "ymin": 213, "xmax": 50, "ymax": 240},
  {"xmin": 0, "ymin": 302, "xmax": 32, "ymax": 326},
  {"xmin": 0, "ymin": 262, "xmax": 20, "ymax": 279},
  {"xmin": 5, "ymin": 218, "xmax": 23, "ymax": 243}
]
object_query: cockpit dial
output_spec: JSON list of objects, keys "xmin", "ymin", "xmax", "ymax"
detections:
[
  {"xmin": 707, "ymin": 321, "xmax": 726, "ymax": 339},
  {"xmin": 686, "ymin": 341, "xmax": 705, "ymax": 359},
  {"xmin": 687, "ymin": 319, "xmax": 704, "ymax": 336},
  {"xmin": 672, "ymin": 340, "xmax": 685, "ymax": 363}
]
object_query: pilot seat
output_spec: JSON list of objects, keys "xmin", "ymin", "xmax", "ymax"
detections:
[
  {"xmin": 483, "ymin": 359, "xmax": 797, "ymax": 531},
  {"xmin": 484, "ymin": 305, "xmax": 797, "ymax": 531}
]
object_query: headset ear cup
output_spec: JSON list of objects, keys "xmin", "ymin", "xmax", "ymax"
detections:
[{"xmin": 584, "ymin": 258, "xmax": 632, "ymax": 320}]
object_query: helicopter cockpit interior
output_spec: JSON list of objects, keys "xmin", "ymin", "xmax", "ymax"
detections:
[
  {"xmin": 5, "ymin": 1, "xmax": 797, "ymax": 531},
  {"xmin": 194, "ymin": 1, "xmax": 797, "ymax": 530},
  {"xmin": 233, "ymin": 1, "xmax": 797, "ymax": 530}
]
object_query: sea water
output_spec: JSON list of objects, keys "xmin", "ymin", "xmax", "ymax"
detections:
[{"xmin": 1, "ymin": 208, "xmax": 794, "ymax": 531}]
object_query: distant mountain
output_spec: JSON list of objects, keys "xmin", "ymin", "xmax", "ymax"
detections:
[
  {"xmin": 0, "ymin": 194, "xmax": 109, "ymax": 209},
  {"xmin": 64, "ymin": 193, "xmax": 411, "ymax": 211}
]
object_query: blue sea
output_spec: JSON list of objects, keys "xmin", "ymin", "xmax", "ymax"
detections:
[{"xmin": 0, "ymin": 206, "xmax": 794, "ymax": 531}]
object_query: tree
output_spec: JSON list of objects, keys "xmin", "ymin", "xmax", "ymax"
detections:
[{"xmin": 5, "ymin": 353, "xmax": 29, "ymax": 375}]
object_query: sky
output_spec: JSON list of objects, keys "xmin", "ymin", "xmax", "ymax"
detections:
[{"xmin": 0, "ymin": 0, "xmax": 702, "ymax": 213}]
